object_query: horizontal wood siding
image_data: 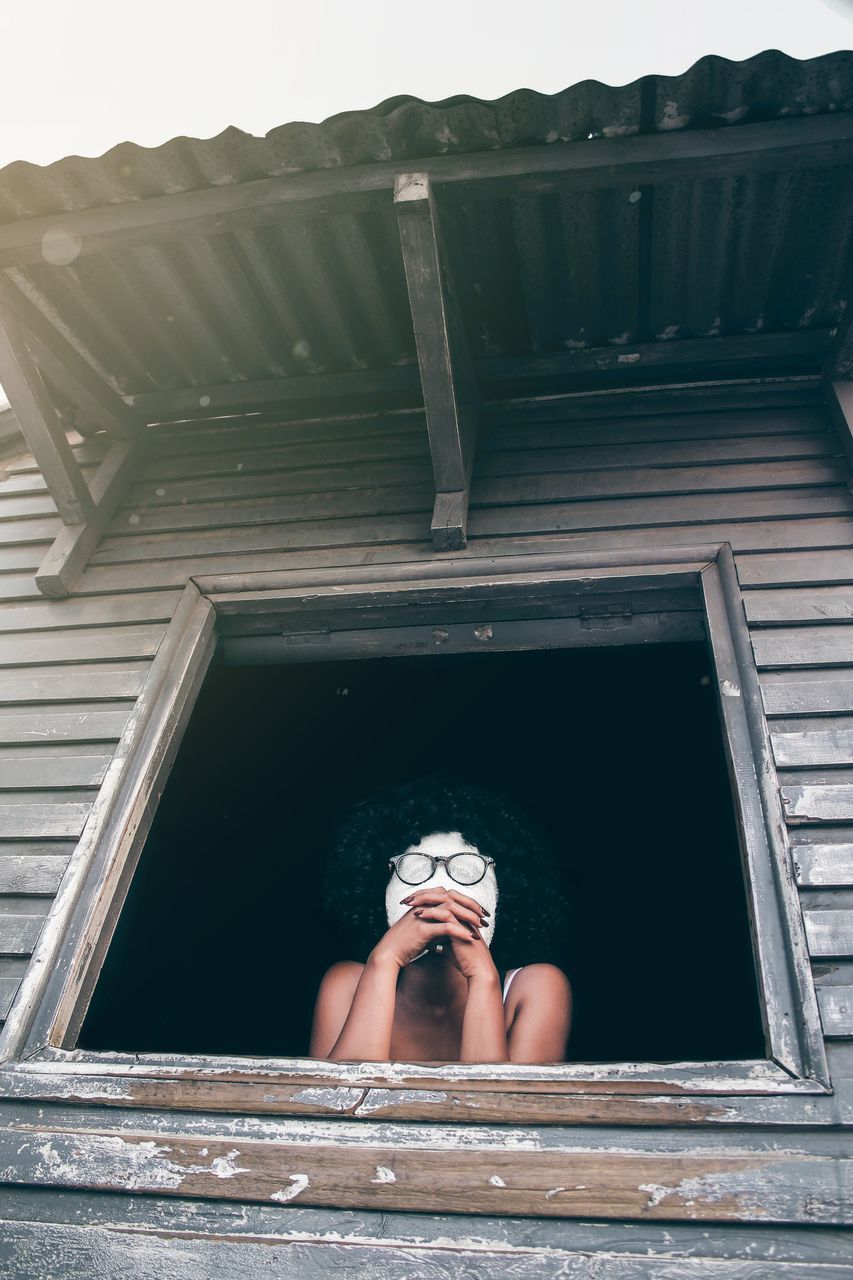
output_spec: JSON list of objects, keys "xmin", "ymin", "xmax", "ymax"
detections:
[{"xmin": 1, "ymin": 393, "xmax": 853, "ymax": 1243}]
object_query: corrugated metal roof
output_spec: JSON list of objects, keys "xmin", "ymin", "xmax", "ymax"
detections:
[
  {"xmin": 2, "ymin": 49, "xmax": 852, "ymax": 218},
  {"xmin": 0, "ymin": 48, "xmax": 851, "ymax": 408}
]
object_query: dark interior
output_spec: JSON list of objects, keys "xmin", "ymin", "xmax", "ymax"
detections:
[{"xmin": 80, "ymin": 638, "xmax": 765, "ymax": 1064}]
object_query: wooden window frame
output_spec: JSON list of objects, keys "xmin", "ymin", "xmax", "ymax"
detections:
[{"xmin": 0, "ymin": 543, "xmax": 830, "ymax": 1122}]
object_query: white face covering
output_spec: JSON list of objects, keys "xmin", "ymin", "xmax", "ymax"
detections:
[{"xmin": 385, "ymin": 830, "xmax": 499, "ymax": 961}]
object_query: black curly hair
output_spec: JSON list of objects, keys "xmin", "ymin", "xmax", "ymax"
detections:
[{"xmin": 322, "ymin": 770, "xmax": 572, "ymax": 971}]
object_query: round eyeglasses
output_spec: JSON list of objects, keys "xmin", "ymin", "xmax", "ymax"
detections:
[{"xmin": 388, "ymin": 852, "xmax": 495, "ymax": 887}]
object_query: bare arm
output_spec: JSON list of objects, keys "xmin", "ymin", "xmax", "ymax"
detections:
[
  {"xmin": 408, "ymin": 890, "xmax": 572, "ymax": 1062},
  {"xmin": 310, "ymin": 955, "xmax": 400, "ymax": 1061},
  {"xmin": 460, "ymin": 968, "xmax": 509, "ymax": 1062},
  {"xmin": 505, "ymin": 964, "xmax": 572, "ymax": 1063},
  {"xmin": 309, "ymin": 899, "xmax": 481, "ymax": 1061}
]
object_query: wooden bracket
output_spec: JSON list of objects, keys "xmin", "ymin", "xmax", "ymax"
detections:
[
  {"xmin": 395, "ymin": 172, "xmax": 480, "ymax": 551},
  {"xmin": 0, "ymin": 290, "xmax": 147, "ymax": 597},
  {"xmin": 0, "ymin": 274, "xmax": 142, "ymax": 440}
]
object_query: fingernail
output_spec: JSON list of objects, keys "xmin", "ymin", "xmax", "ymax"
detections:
[
  {"xmin": 400, "ymin": 897, "xmax": 412, "ymax": 904},
  {"xmin": 414, "ymin": 908, "xmax": 423, "ymax": 917}
]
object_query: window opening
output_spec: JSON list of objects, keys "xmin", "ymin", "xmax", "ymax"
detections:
[{"xmin": 80, "ymin": 638, "xmax": 764, "ymax": 1064}]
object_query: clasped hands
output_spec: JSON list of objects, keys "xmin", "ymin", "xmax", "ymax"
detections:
[{"xmin": 372, "ymin": 885, "xmax": 496, "ymax": 981}]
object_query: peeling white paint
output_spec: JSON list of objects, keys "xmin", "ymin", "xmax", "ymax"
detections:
[
  {"xmin": 545, "ymin": 1185, "xmax": 567, "ymax": 1198},
  {"xmin": 721, "ymin": 679, "xmax": 741, "ymax": 698},
  {"xmin": 209, "ymin": 1150, "xmax": 250, "ymax": 1179},
  {"xmin": 270, "ymin": 1173, "xmax": 310, "ymax": 1202},
  {"xmin": 371, "ymin": 1165, "xmax": 397, "ymax": 1183},
  {"xmin": 291, "ymin": 1086, "xmax": 364, "ymax": 1111},
  {"xmin": 489, "ymin": 1174, "xmax": 506, "ymax": 1186},
  {"xmin": 355, "ymin": 1088, "xmax": 447, "ymax": 1115}
]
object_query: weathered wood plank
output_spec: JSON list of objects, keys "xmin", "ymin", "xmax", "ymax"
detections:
[
  {"xmin": 2, "ymin": 1063, "xmax": 849, "ymax": 1126},
  {"xmin": 119, "ymin": 331, "xmax": 832, "ymax": 422},
  {"xmin": 0, "ymin": 590, "xmax": 180, "ymax": 634},
  {"xmin": 70, "ymin": 432, "xmax": 834, "ymax": 518},
  {"xmin": 89, "ymin": 491, "xmax": 853, "ymax": 566},
  {"xmin": 104, "ymin": 460, "xmax": 848, "ymax": 539},
  {"xmin": 0, "ymin": 804, "xmax": 91, "ymax": 839},
  {"xmin": 803, "ymin": 909, "xmax": 853, "ymax": 957},
  {"xmin": 818, "ymin": 985, "xmax": 853, "ymax": 1037},
  {"xmin": 792, "ymin": 842, "xmax": 853, "ymax": 886},
  {"xmin": 0, "ymin": 626, "xmax": 164, "ymax": 669},
  {"xmin": 745, "ymin": 586, "xmax": 853, "ymax": 625},
  {"xmin": 0, "ymin": 517, "xmax": 62, "ymax": 545},
  {"xmin": 0, "ymin": 666, "xmax": 148, "ymax": 706},
  {"xmin": 0, "ymin": 708, "xmax": 130, "ymax": 746},
  {"xmin": 0, "ymin": 755, "xmax": 110, "ymax": 790},
  {"xmin": 101, "ymin": 409, "xmax": 823, "ymax": 468},
  {"xmin": 754, "ymin": 628, "xmax": 853, "ymax": 669},
  {"xmin": 5, "ymin": 1187, "xmax": 853, "ymax": 1274},
  {"xmin": 738, "ymin": 549, "xmax": 853, "ymax": 588},
  {"xmin": 761, "ymin": 671, "xmax": 853, "ymax": 717},
  {"xmin": 48, "ymin": 515, "xmax": 853, "ymax": 595},
  {"xmin": 0, "ymin": 856, "xmax": 69, "ymax": 895},
  {"xmin": 771, "ymin": 726, "xmax": 853, "ymax": 768},
  {"xmin": 4, "ymin": 1217, "xmax": 853, "ymax": 1280},
  {"xmin": 0, "ymin": 1121, "xmax": 848, "ymax": 1223},
  {"xmin": 782, "ymin": 785, "xmax": 853, "ymax": 823},
  {"xmin": 0, "ymin": 914, "xmax": 45, "ymax": 956},
  {"xmin": 0, "ymin": 976, "xmax": 19, "ymax": 1018}
]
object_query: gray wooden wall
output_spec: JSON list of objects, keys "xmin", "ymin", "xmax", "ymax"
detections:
[{"xmin": 1, "ymin": 386, "xmax": 852, "ymax": 1272}]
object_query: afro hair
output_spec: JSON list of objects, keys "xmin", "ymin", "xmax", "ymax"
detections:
[{"xmin": 322, "ymin": 770, "xmax": 572, "ymax": 971}]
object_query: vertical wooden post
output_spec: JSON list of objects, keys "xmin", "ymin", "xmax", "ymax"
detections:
[{"xmin": 395, "ymin": 173, "xmax": 480, "ymax": 551}]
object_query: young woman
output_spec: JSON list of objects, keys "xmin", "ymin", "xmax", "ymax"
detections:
[{"xmin": 309, "ymin": 774, "xmax": 572, "ymax": 1063}]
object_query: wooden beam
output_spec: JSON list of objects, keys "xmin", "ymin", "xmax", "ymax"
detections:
[
  {"xmin": 125, "ymin": 329, "xmax": 830, "ymax": 424},
  {"xmin": 0, "ymin": 312, "xmax": 94, "ymax": 524},
  {"xmin": 35, "ymin": 437, "xmax": 147, "ymax": 598},
  {"xmin": 0, "ymin": 113, "xmax": 850, "ymax": 266},
  {"xmin": 825, "ymin": 379, "xmax": 853, "ymax": 486},
  {"xmin": 395, "ymin": 172, "xmax": 479, "ymax": 551},
  {"xmin": 0, "ymin": 274, "xmax": 143, "ymax": 440}
]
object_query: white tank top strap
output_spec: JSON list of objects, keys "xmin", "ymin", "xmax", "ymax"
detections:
[{"xmin": 502, "ymin": 967, "xmax": 522, "ymax": 1002}]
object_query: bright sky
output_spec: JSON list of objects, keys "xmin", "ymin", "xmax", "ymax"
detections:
[
  {"xmin": 0, "ymin": 0, "xmax": 851, "ymax": 410},
  {"xmin": 1, "ymin": 0, "xmax": 852, "ymax": 171}
]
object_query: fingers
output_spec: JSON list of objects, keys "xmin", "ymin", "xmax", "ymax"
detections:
[
  {"xmin": 415, "ymin": 906, "xmax": 482, "ymax": 940},
  {"xmin": 401, "ymin": 886, "xmax": 490, "ymax": 924},
  {"xmin": 421, "ymin": 919, "xmax": 478, "ymax": 944}
]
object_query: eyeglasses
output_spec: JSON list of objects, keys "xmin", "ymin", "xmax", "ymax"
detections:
[{"xmin": 388, "ymin": 852, "xmax": 495, "ymax": 886}]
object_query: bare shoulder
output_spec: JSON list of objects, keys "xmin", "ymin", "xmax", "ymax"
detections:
[
  {"xmin": 512, "ymin": 963, "xmax": 572, "ymax": 1002},
  {"xmin": 318, "ymin": 960, "xmax": 365, "ymax": 995}
]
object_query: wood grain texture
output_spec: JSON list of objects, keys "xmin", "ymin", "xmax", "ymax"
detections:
[
  {"xmin": 3, "ymin": 1215, "xmax": 853, "ymax": 1279},
  {"xmin": 803, "ymin": 909, "xmax": 853, "ymax": 958},
  {"xmin": 791, "ymin": 842, "xmax": 853, "ymax": 886},
  {"xmin": 818, "ymin": 985, "xmax": 853, "ymax": 1037},
  {"xmin": 0, "ymin": 1120, "xmax": 849, "ymax": 1223}
]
